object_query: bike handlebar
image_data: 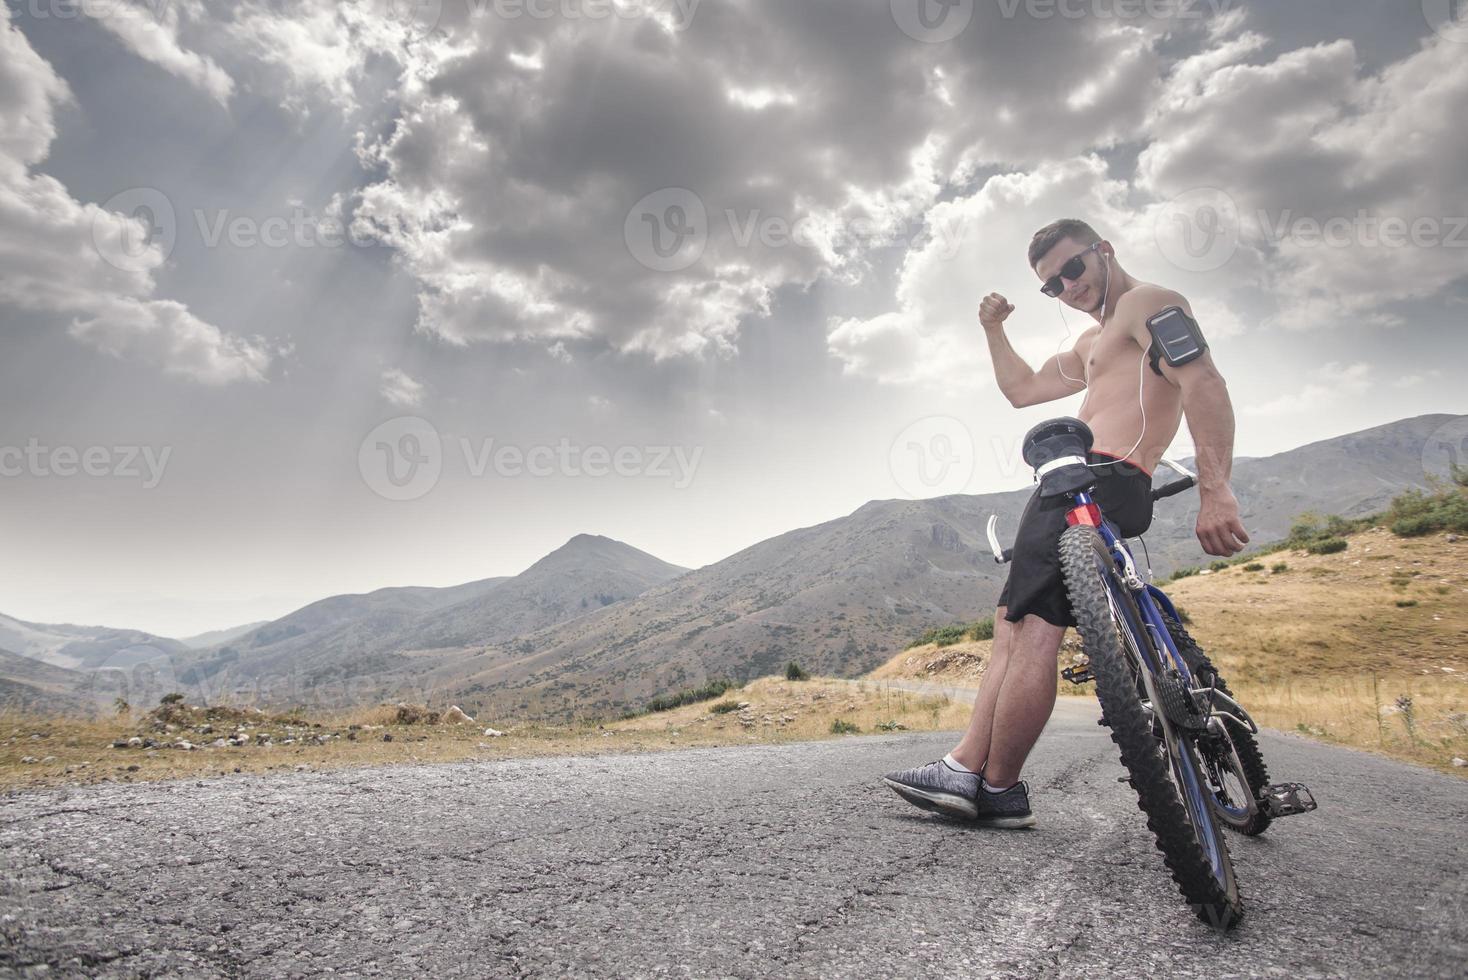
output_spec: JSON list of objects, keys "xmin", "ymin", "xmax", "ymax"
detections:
[{"xmin": 1152, "ymin": 477, "xmax": 1197, "ymax": 502}]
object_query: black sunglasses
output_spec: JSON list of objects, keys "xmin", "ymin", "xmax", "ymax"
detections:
[{"xmin": 1040, "ymin": 242, "xmax": 1102, "ymax": 298}]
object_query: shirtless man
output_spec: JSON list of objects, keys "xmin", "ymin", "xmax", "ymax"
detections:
[{"xmin": 884, "ymin": 218, "xmax": 1250, "ymax": 827}]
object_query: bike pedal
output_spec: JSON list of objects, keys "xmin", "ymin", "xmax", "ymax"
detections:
[
  {"xmin": 1260, "ymin": 782, "xmax": 1318, "ymax": 818},
  {"xmin": 1062, "ymin": 664, "xmax": 1094, "ymax": 685}
]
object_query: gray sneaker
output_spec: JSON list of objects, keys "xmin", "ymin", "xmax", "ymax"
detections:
[
  {"xmin": 883, "ymin": 759, "xmax": 980, "ymax": 819},
  {"xmin": 974, "ymin": 779, "xmax": 1038, "ymax": 829}
]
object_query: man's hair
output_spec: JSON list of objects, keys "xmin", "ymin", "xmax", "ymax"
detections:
[{"xmin": 1028, "ymin": 219, "xmax": 1102, "ymax": 268}]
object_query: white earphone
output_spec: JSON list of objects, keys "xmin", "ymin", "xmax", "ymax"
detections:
[{"xmin": 1052, "ymin": 245, "xmax": 1150, "ymax": 468}]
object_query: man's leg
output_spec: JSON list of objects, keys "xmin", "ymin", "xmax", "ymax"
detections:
[
  {"xmin": 982, "ymin": 613, "xmax": 1066, "ymax": 787},
  {"xmin": 948, "ymin": 606, "xmax": 1016, "ymax": 771}
]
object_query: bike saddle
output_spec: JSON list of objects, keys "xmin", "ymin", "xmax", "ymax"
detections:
[{"xmin": 1022, "ymin": 417, "xmax": 1096, "ymax": 497}]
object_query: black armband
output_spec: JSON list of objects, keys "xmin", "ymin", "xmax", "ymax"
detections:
[{"xmin": 1146, "ymin": 306, "xmax": 1208, "ymax": 376}]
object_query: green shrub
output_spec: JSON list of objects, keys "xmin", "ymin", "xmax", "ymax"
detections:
[
  {"xmin": 875, "ymin": 720, "xmax": 907, "ymax": 732},
  {"xmin": 708, "ymin": 700, "xmax": 742, "ymax": 715},
  {"xmin": 1286, "ymin": 511, "xmax": 1373, "ymax": 552},
  {"xmin": 160, "ymin": 692, "xmax": 185, "ymax": 705},
  {"xmin": 642, "ymin": 678, "xmax": 736, "ymax": 715},
  {"xmin": 1167, "ymin": 566, "xmax": 1201, "ymax": 584},
  {"xmin": 1395, "ymin": 599, "xmax": 1419, "ymax": 608},
  {"xmin": 1385, "ymin": 485, "xmax": 1468, "ymax": 537},
  {"xmin": 1271, "ymin": 563, "xmax": 1289, "ymax": 574},
  {"xmin": 907, "ymin": 618, "xmax": 994, "ymax": 649},
  {"xmin": 785, "ymin": 661, "xmax": 809, "ymax": 681},
  {"xmin": 1209, "ymin": 560, "xmax": 1230, "ymax": 572},
  {"xmin": 1307, "ymin": 537, "xmax": 1349, "ymax": 555},
  {"xmin": 830, "ymin": 719, "xmax": 860, "ymax": 735},
  {"xmin": 1243, "ymin": 562, "xmax": 1265, "ymax": 572}
]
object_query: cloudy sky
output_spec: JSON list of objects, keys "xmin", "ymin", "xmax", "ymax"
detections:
[{"xmin": 2, "ymin": 0, "xmax": 1465, "ymax": 637}]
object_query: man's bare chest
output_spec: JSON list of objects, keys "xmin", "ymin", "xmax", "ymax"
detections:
[{"xmin": 1081, "ymin": 323, "xmax": 1149, "ymax": 385}]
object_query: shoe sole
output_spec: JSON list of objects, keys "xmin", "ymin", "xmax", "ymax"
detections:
[
  {"xmin": 973, "ymin": 812, "xmax": 1038, "ymax": 829},
  {"xmin": 883, "ymin": 778, "xmax": 978, "ymax": 819}
]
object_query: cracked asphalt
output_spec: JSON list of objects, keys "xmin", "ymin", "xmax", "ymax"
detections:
[{"xmin": 2, "ymin": 699, "xmax": 1464, "ymax": 978}]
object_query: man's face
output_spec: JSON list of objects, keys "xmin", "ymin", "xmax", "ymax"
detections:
[{"xmin": 1034, "ymin": 237, "xmax": 1107, "ymax": 314}]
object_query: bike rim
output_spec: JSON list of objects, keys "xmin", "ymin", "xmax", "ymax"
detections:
[
  {"xmin": 1167, "ymin": 727, "xmax": 1230, "ymax": 886},
  {"xmin": 1093, "ymin": 543, "xmax": 1232, "ymax": 889},
  {"xmin": 1207, "ymin": 740, "xmax": 1254, "ymax": 822}
]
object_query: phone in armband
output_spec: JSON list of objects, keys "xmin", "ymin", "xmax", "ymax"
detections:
[{"xmin": 1145, "ymin": 306, "xmax": 1208, "ymax": 376}]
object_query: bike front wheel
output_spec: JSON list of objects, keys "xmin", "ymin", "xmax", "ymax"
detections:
[{"xmin": 1059, "ymin": 523, "xmax": 1243, "ymax": 930}]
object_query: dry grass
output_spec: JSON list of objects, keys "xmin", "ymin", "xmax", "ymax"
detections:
[
  {"xmin": 1229, "ymin": 673, "xmax": 1466, "ymax": 771},
  {"xmin": 868, "ymin": 528, "xmax": 1467, "ymax": 775},
  {"xmin": 0, "ymin": 679, "xmax": 969, "ymax": 792},
  {"xmin": 868, "ymin": 640, "xmax": 989, "ymax": 685},
  {"xmin": 610, "ymin": 676, "xmax": 971, "ymax": 741},
  {"xmin": 1165, "ymin": 528, "xmax": 1467, "ymax": 773}
]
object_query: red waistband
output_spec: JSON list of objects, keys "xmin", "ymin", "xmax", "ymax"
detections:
[{"xmin": 1089, "ymin": 449, "xmax": 1153, "ymax": 480}]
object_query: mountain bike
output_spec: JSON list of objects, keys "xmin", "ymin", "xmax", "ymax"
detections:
[{"xmin": 987, "ymin": 418, "xmax": 1316, "ymax": 930}]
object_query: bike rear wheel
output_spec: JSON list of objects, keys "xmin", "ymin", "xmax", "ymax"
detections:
[
  {"xmin": 1059, "ymin": 524, "xmax": 1243, "ymax": 929},
  {"xmin": 1164, "ymin": 613, "xmax": 1273, "ymax": 836}
]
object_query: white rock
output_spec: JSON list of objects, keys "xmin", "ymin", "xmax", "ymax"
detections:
[
  {"xmin": 1454, "ymin": 758, "xmax": 1467, "ymax": 768},
  {"xmin": 444, "ymin": 706, "xmax": 475, "ymax": 725},
  {"xmin": 483, "ymin": 728, "xmax": 506, "ymax": 738}
]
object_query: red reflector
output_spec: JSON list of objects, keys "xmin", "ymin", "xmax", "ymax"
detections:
[{"xmin": 1066, "ymin": 503, "xmax": 1103, "ymax": 527}]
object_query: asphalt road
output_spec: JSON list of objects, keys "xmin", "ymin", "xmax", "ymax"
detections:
[{"xmin": 2, "ymin": 698, "xmax": 1464, "ymax": 979}]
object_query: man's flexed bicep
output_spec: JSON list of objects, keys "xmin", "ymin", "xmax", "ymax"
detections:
[
  {"xmin": 980, "ymin": 292, "xmax": 1089, "ymax": 408},
  {"xmin": 1122, "ymin": 287, "xmax": 1250, "ymax": 556}
]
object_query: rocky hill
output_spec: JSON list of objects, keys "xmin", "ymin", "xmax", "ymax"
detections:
[{"xmin": 430, "ymin": 414, "xmax": 1463, "ymax": 719}]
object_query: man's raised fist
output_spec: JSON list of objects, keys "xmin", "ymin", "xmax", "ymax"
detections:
[{"xmin": 980, "ymin": 293, "xmax": 1015, "ymax": 331}]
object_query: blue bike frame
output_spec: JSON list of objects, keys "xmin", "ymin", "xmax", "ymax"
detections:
[
  {"xmin": 1071, "ymin": 488, "xmax": 1195, "ymax": 682},
  {"xmin": 1067, "ymin": 488, "xmax": 1232, "ymax": 880}
]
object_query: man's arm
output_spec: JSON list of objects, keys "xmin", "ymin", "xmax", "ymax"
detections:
[
  {"xmin": 980, "ymin": 292, "xmax": 1088, "ymax": 408},
  {"xmin": 1121, "ymin": 288, "xmax": 1250, "ymax": 557},
  {"xmin": 1174, "ymin": 357, "xmax": 1250, "ymax": 556}
]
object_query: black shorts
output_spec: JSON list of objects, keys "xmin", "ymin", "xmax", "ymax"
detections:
[{"xmin": 996, "ymin": 451, "xmax": 1155, "ymax": 629}]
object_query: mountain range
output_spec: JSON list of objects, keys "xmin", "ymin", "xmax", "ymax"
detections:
[{"xmin": 2, "ymin": 413, "xmax": 1460, "ymax": 719}]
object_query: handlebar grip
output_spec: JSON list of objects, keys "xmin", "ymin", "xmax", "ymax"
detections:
[{"xmin": 1152, "ymin": 477, "xmax": 1197, "ymax": 501}]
